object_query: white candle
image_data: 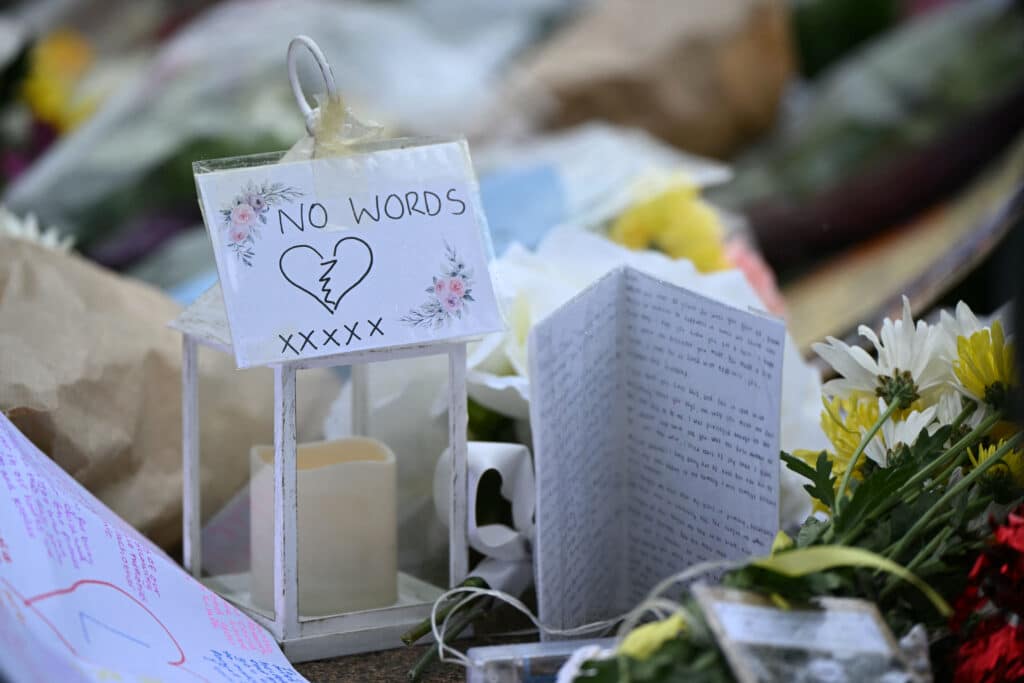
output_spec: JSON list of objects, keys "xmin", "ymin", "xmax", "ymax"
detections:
[{"xmin": 250, "ymin": 438, "xmax": 398, "ymax": 617}]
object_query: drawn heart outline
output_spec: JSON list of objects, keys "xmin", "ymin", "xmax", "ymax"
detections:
[{"xmin": 278, "ymin": 237, "xmax": 374, "ymax": 314}]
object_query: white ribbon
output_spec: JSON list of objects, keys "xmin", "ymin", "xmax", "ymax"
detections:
[{"xmin": 433, "ymin": 441, "xmax": 535, "ymax": 561}]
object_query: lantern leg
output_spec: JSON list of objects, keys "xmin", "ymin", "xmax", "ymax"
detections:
[
  {"xmin": 182, "ymin": 337, "xmax": 201, "ymax": 578},
  {"xmin": 448, "ymin": 343, "xmax": 469, "ymax": 585},
  {"xmin": 274, "ymin": 364, "xmax": 300, "ymax": 640}
]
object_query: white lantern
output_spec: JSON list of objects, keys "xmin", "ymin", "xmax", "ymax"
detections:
[
  {"xmin": 168, "ymin": 36, "xmax": 499, "ymax": 662},
  {"xmin": 172, "ymin": 293, "xmax": 470, "ymax": 662}
]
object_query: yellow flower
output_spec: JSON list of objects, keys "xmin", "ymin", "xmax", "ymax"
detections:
[
  {"xmin": 968, "ymin": 439, "xmax": 1024, "ymax": 487},
  {"xmin": 771, "ymin": 531, "xmax": 794, "ymax": 554},
  {"xmin": 820, "ymin": 394, "xmax": 879, "ymax": 463},
  {"xmin": 609, "ymin": 184, "xmax": 730, "ymax": 272},
  {"xmin": 954, "ymin": 321, "xmax": 1017, "ymax": 410},
  {"xmin": 618, "ymin": 613, "xmax": 687, "ymax": 660},
  {"xmin": 795, "ymin": 395, "xmax": 887, "ymax": 513},
  {"xmin": 20, "ymin": 30, "xmax": 96, "ymax": 131}
]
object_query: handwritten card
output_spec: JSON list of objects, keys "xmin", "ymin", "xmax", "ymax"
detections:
[
  {"xmin": 529, "ymin": 267, "xmax": 785, "ymax": 631},
  {"xmin": 0, "ymin": 412, "xmax": 307, "ymax": 683},
  {"xmin": 194, "ymin": 139, "xmax": 504, "ymax": 368}
]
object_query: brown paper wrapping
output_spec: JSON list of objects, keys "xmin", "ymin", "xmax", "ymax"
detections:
[
  {"xmin": 486, "ymin": 0, "xmax": 793, "ymax": 158},
  {"xmin": 0, "ymin": 236, "xmax": 338, "ymax": 549}
]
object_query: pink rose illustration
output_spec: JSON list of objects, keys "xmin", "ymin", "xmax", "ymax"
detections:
[
  {"xmin": 441, "ymin": 294, "xmax": 462, "ymax": 313},
  {"xmin": 401, "ymin": 243, "xmax": 473, "ymax": 327},
  {"xmin": 446, "ymin": 277, "xmax": 466, "ymax": 298},
  {"xmin": 230, "ymin": 203, "xmax": 257, "ymax": 227},
  {"xmin": 228, "ymin": 224, "xmax": 251, "ymax": 244},
  {"xmin": 221, "ymin": 181, "xmax": 302, "ymax": 267}
]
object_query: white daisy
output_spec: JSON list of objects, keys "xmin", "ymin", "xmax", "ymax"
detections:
[
  {"xmin": 863, "ymin": 400, "xmax": 938, "ymax": 467},
  {"xmin": 939, "ymin": 301, "xmax": 986, "ymax": 346},
  {"xmin": 812, "ymin": 297, "xmax": 951, "ymax": 407},
  {"xmin": 0, "ymin": 206, "xmax": 74, "ymax": 252},
  {"xmin": 934, "ymin": 388, "xmax": 988, "ymax": 430}
]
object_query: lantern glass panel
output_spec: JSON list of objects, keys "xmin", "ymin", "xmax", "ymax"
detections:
[
  {"xmin": 200, "ymin": 360, "xmax": 450, "ymax": 622},
  {"xmin": 196, "ymin": 364, "xmax": 335, "ymax": 621}
]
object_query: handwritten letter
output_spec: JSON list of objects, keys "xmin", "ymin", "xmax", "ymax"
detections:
[{"xmin": 530, "ymin": 267, "xmax": 784, "ymax": 631}]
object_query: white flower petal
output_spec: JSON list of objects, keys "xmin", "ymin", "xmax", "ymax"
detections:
[{"xmin": 813, "ymin": 338, "xmax": 878, "ymax": 393}]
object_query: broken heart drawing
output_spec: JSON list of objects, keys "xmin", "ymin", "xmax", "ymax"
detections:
[{"xmin": 278, "ymin": 237, "xmax": 374, "ymax": 314}]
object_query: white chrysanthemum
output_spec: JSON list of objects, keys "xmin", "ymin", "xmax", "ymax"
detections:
[
  {"xmin": 934, "ymin": 388, "xmax": 990, "ymax": 430},
  {"xmin": 812, "ymin": 297, "xmax": 951, "ymax": 406},
  {"xmin": 863, "ymin": 400, "xmax": 938, "ymax": 467},
  {"xmin": 940, "ymin": 301, "xmax": 986, "ymax": 345},
  {"xmin": 0, "ymin": 206, "xmax": 74, "ymax": 252}
]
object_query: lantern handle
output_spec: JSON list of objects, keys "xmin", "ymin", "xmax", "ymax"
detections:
[{"xmin": 287, "ymin": 35, "xmax": 339, "ymax": 136}]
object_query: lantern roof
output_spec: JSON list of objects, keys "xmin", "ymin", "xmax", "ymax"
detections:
[{"xmin": 168, "ymin": 283, "xmax": 233, "ymax": 354}]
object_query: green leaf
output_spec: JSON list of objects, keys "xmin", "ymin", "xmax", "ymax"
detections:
[
  {"xmin": 781, "ymin": 451, "xmax": 836, "ymax": 508},
  {"xmin": 796, "ymin": 517, "xmax": 830, "ymax": 548},
  {"xmin": 859, "ymin": 518, "xmax": 893, "ymax": 553},
  {"xmin": 781, "ymin": 450, "xmax": 818, "ymax": 481},
  {"xmin": 834, "ymin": 464, "xmax": 915, "ymax": 534},
  {"xmin": 580, "ymin": 636, "xmax": 734, "ymax": 683},
  {"xmin": 910, "ymin": 425, "xmax": 953, "ymax": 462}
]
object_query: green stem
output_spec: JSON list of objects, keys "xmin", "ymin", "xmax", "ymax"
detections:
[
  {"xmin": 879, "ymin": 526, "xmax": 952, "ymax": 600},
  {"xmin": 888, "ymin": 432, "xmax": 1023, "ymax": 562},
  {"xmin": 933, "ymin": 450, "xmax": 971, "ymax": 488},
  {"xmin": 834, "ymin": 401, "xmax": 900, "ymax": 515},
  {"xmin": 896, "ymin": 411, "xmax": 1001, "ymax": 497},
  {"xmin": 907, "ymin": 526, "xmax": 953, "ymax": 572},
  {"xmin": 837, "ymin": 411, "xmax": 1001, "ymax": 546},
  {"xmin": 949, "ymin": 402, "xmax": 977, "ymax": 433},
  {"xmin": 400, "ymin": 576, "xmax": 488, "ymax": 646},
  {"xmin": 407, "ymin": 600, "xmax": 490, "ymax": 681},
  {"xmin": 879, "ymin": 509, "xmax": 956, "ymax": 557}
]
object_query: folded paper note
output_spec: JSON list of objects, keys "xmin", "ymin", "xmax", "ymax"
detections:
[
  {"xmin": 0, "ymin": 413, "xmax": 307, "ymax": 683},
  {"xmin": 529, "ymin": 267, "xmax": 785, "ymax": 631},
  {"xmin": 194, "ymin": 139, "xmax": 504, "ymax": 368}
]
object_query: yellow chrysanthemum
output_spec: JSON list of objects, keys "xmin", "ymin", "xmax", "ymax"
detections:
[
  {"xmin": 968, "ymin": 439, "xmax": 1024, "ymax": 487},
  {"xmin": 20, "ymin": 30, "xmax": 96, "ymax": 131},
  {"xmin": 619, "ymin": 614, "xmax": 687, "ymax": 660},
  {"xmin": 821, "ymin": 395, "xmax": 879, "ymax": 460},
  {"xmin": 795, "ymin": 395, "xmax": 888, "ymax": 513},
  {"xmin": 953, "ymin": 320, "xmax": 1017, "ymax": 409},
  {"xmin": 609, "ymin": 184, "xmax": 730, "ymax": 272}
]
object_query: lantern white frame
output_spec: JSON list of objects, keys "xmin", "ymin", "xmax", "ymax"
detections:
[{"xmin": 171, "ymin": 285, "xmax": 469, "ymax": 662}]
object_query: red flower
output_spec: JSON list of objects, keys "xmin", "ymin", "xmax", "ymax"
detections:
[
  {"xmin": 950, "ymin": 585, "xmax": 984, "ymax": 635},
  {"xmin": 968, "ymin": 553, "xmax": 990, "ymax": 582},
  {"xmin": 953, "ymin": 619, "xmax": 1024, "ymax": 683},
  {"xmin": 951, "ymin": 506, "xmax": 1024, "ymax": 680},
  {"xmin": 994, "ymin": 509, "xmax": 1024, "ymax": 555}
]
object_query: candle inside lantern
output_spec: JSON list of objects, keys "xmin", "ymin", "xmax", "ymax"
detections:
[{"xmin": 250, "ymin": 438, "xmax": 398, "ymax": 617}]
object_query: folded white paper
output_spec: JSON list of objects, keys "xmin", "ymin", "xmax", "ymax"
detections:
[
  {"xmin": 529, "ymin": 267, "xmax": 785, "ymax": 631},
  {"xmin": 0, "ymin": 413, "xmax": 307, "ymax": 683}
]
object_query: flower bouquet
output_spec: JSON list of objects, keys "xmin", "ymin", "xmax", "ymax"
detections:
[{"xmin": 566, "ymin": 299, "xmax": 1022, "ymax": 682}]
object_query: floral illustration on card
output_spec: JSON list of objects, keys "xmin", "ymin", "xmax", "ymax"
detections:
[
  {"xmin": 220, "ymin": 181, "xmax": 303, "ymax": 266},
  {"xmin": 400, "ymin": 242, "xmax": 476, "ymax": 327}
]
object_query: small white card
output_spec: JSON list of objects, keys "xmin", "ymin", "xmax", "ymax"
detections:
[
  {"xmin": 194, "ymin": 139, "xmax": 504, "ymax": 368},
  {"xmin": 694, "ymin": 586, "xmax": 909, "ymax": 683}
]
